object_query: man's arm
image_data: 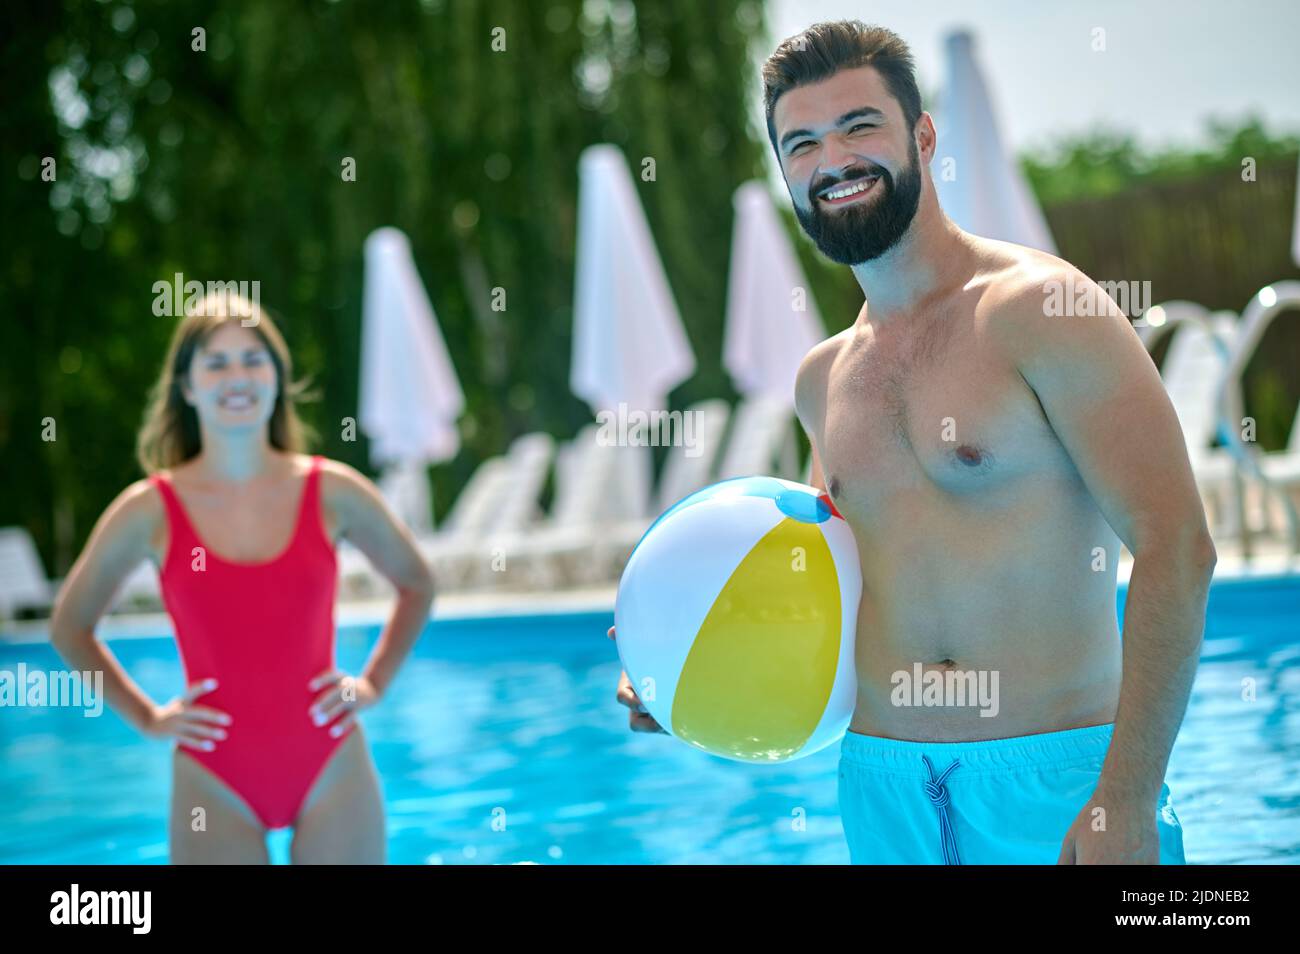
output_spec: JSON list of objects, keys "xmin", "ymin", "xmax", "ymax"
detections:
[
  {"xmin": 995, "ymin": 269, "xmax": 1215, "ymax": 856},
  {"xmin": 794, "ymin": 339, "xmax": 835, "ymax": 494}
]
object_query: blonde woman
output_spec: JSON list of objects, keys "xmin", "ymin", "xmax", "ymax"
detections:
[{"xmin": 50, "ymin": 292, "xmax": 434, "ymax": 863}]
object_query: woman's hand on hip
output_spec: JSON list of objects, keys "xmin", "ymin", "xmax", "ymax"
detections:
[
  {"xmin": 308, "ymin": 669, "xmax": 378, "ymax": 737},
  {"xmin": 146, "ymin": 678, "xmax": 231, "ymax": 752}
]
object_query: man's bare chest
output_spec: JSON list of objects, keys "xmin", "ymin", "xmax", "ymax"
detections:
[{"xmin": 817, "ymin": 319, "xmax": 1067, "ymax": 508}]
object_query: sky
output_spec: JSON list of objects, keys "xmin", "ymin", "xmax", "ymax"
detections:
[{"xmin": 757, "ymin": 0, "xmax": 1300, "ymax": 156}]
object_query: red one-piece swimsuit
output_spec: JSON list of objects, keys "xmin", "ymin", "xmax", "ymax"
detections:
[{"xmin": 149, "ymin": 455, "xmax": 351, "ymax": 829}]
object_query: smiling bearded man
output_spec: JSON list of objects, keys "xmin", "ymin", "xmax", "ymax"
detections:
[{"xmin": 612, "ymin": 19, "xmax": 1215, "ymax": 866}]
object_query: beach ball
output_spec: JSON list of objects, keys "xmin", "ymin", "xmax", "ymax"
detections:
[{"xmin": 614, "ymin": 476, "xmax": 861, "ymax": 763}]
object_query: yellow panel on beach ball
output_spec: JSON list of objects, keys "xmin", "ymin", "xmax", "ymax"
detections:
[{"xmin": 672, "ymin": 516, "xmax": 841, "ymax": 760}]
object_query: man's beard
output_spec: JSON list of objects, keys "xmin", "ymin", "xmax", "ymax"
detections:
[{"xmin": 792, "ymin": 144, "xmax": 922, "ymax": 265}]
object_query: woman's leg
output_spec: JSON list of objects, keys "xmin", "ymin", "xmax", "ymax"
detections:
[
  {"xmin": 170, "ymin": 750, "xmax": 269, "ymax": 864},
  {"xmin": 289, "ymin": 727, "xmax": 386, "ymax": 864}
]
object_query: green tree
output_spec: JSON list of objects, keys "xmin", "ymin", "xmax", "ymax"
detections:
[{"xmin": 1, "ymin": 0, "xmax": 771, "ymax": 575}]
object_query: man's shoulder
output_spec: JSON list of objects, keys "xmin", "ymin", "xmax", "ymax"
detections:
[
  {"xmin": 793, "ymin": 327, "xmax": 853, "ymax": 426},
  {"xmin": 970, "ymin": 240, "xmax": 1136, "ymax": 377},
  {"xmin": 977, "ymin": 242, "xmax": 1080, "ymax": 310},
  {"xmin": 795, "ymin": 326, "xmax": 851, "ymax": 388},
  {"xmin": 973, "ymin": 241, "xmax": 1126, "ymax": 340}
]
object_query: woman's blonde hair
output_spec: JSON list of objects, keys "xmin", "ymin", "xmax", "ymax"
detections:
[{"xmin": 136, "ymin": 291, "xmax": 314, "ymax": 473}]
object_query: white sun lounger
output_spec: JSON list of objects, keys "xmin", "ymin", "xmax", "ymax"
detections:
[
  {"xmin": 1234, "ymin": 285, "xmax": 1300, "ymax": 488},
  {"xmin": 469, "ymin": 424, "xmax": 627, "ymax": 588},
  {"xmin": 338, "ymin": 467, "xmax": 509, "ymax": 597},
  {"xmin": 574, "ymin": 396, "xmax": 794, "ymax": 584},
  {"xmin": 110, "ymin": 559, "xmax": 163, "ymax": 611},
  {"xmin": 593, "ymin": 399, "xmax": 733, "ymax": 572},
  {"xmin": 415, "ymin": 432, "xmax": 558, "ymax": 589},
  {"xmin": 414, "ymin": 456, "xmax": 515, "ymax": 589},
  {"xmin": 715, "ymin": 394, "xmax": 800, "ymax": 481},
  {"xmin": 1218, "ymin": 282, "xmax": 1300, "ymax": 556},
  {"xmin": 1141, "ymin": 302, "xmax": 1241, "ymax": 532},
  {"xmin": 516, "ymin": 396, "xmax": 792, "ymax": 586},
  {"xmin": 0, "ymin": 527, "xmax": 54, "ymax": 619},
  {"xmin": 439, "ymin": 433, "xmax": 558, "ymax": 588}
]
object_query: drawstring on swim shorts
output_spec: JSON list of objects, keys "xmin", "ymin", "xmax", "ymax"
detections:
[{"xmin": 922, "ymin": 755, "xmax": 962, "ymax": 865}]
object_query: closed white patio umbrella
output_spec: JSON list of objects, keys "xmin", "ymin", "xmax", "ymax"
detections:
[
  {"xmin": 359, "ymin": 226, "xmax": 465, "ymax": 533},
  {"xmin": 724, "ymin": 180, "xmax": 826, "ymax": 404},
  {"xmin": 571, "ymin": 144, "xmax": 696, "ymax": 519},
  {"xmin": 720, "ymin": 181, "xmax": 826, "ymax": 480},
  {"xmin": 934, "ymin": 30, "xmax": 1057, "ymax": 254}
]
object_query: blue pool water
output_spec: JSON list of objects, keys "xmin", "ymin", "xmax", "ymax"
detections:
[{"xmin": 1, "ymin": 574, "xmax": 1297, "ymax": 864}]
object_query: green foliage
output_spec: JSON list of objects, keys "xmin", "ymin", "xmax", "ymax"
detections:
[
  {"xmin": 1024, "ymin": 120, "xmax": 1300, "ymax": 449},
  {"xmin": 4, "ymin": 2, "xmax": 1297, "ymax": 576},
  {"xmin": 1, "ymin": 0, "xmax": 769, "ymax": 573},
  {"xmin": 1023, "ymin": 117, "xmax": 1300, "ymax": 205},
  {"xmin": 1248, "ymin": 370, "xmax": 1294, "ymax": 451}
]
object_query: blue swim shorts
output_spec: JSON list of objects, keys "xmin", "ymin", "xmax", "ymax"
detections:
[{"xmin": 838, "ymin": 723, "xmax": 1185, "ymax": 864}]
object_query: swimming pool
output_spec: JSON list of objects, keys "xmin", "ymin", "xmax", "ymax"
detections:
[{"xmin": 1, "ymin": 573, "xmax": 1297, "ymax": 864}]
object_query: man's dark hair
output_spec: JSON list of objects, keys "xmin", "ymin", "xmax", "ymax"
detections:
[{"xmin": 761, "ymin": 21, "xmax": 922, "ymax": 157}]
